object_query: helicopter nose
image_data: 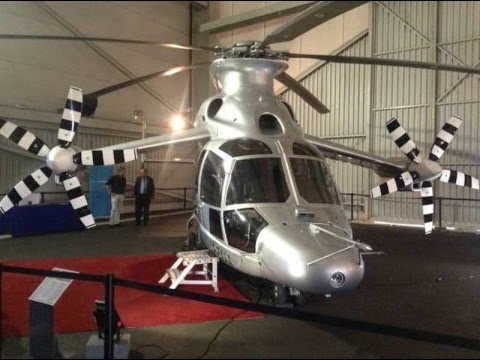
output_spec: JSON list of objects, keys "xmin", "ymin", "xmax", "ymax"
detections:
[{"xmin": 259, "ymin": 224, "xmax": 365, "ymax": 294}]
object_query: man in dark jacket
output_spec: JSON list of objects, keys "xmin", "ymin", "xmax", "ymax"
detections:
[
  {"xmin": 105, "ymin": 166, "xmax": 127, "ymax": 227},
  {"xmin": 134, "ymin": 168, "xmax": 155, "ymax": 225}
]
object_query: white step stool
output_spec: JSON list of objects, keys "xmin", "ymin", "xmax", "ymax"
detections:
[{"xmin": 159, "ymin": 250, "xmax": 219, "ymax": 292}]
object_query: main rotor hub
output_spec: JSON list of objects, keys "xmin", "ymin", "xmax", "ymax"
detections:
[
  {"xmin": 217, "ymin": 41, "xmax": 286, "ymax": 60},
  {"xmin": 46, "ymin": 146, "xmax": 78, "ymax": 174}
]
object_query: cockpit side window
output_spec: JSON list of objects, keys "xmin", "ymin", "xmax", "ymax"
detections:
[
  {"xmin": 220, "ymin": 138, "xmax": 272, "ymax": 157},
  {"xmin": 226, "ymin": 158, "xmax": 290, "ymax": 205},
  {"xmin": 194, "ymin": 149, "xmax": 207, "ymax": 194},
  {"xmin": 200, "ymin": 151, "xmax": 225, "ymax": 207},
  {"xmin": 289, "ymin": 158, "xmax": 340, "ymax": 205},
  {"xmin": 224, "ymin": 208, "xmax": 267, "ymax": 253}
]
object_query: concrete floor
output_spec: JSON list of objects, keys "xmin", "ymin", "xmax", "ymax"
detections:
[{"xmin": 1, "ymin": 212, "xmax": 480, "ymax": 359}]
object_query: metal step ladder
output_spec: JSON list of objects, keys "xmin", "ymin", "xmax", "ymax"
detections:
[{"xmin": 159, "ymin": 250, "xmax": 219, "ymax": 292}]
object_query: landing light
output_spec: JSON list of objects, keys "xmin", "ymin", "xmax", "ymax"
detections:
[{"xmin": 330, "ymin": 272, "xmax": 345, "ymax": 288}]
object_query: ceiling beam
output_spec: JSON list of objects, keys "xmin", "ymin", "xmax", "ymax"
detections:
[
  {"xmin": 199, "ymin": 1, "xmax": 315, "ymax": 34},
  {"xmin": 0, "ymin": 105, "xmax": 167, "ymax": 135}
]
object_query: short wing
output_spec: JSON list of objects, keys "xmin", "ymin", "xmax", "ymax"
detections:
[
  {"xmin": 99, "ymin": 127, "xmax": 211, "ymax": 153},
  {"xmin": 305, "ymin": 134, "xmax": 407, "ymax": 178}
]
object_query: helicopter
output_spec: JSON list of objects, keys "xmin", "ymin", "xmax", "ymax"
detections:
[{"xmin": 1, "ymin": 1, "xmax": 479, "ymax": 305}]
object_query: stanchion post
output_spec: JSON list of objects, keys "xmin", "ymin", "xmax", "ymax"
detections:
[
  {"xmin": 350, "ymin": 193, "xmax": 354, "ymax": 221},
  {"xmin": 183, "ymin": 188, "xmax": 187, "ymax": 210},
  {"xmin": 438, "ymin": 197, "xmax": 442, "ymax": 230},
  {"xmin": 0, "ymin": 263, "xmax": 3, "ymax": 357},
  {"xmin": 104, "ymin": 273, "xmax": 115, "ymax": 359}
]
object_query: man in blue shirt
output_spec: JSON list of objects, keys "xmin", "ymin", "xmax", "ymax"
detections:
[
  {"xmin": 105, "ymin": 166, "xmax": 127, "ymax": 227},
  {"xmin": 134, "ymin": 168, "xmax": 155, "ymax": 225}
]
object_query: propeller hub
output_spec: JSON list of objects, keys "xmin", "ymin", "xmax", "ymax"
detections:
[
  {"xmin": 409, "ymin": 159, "xmax": 443, "ymax": 181},
  {"xmin": 46, "ymin": 146, "xmax": 78, "ymax": 174}
]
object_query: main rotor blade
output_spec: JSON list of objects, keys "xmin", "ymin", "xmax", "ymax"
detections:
[
  {"xmin": 286, "ymin": 53, "xmax": 480, "ymax": 75},
  {"xmin": 260, "ymin": 1, "xmax": 367, "ymax": 48},
  {"xmin": 420, "ymin": 181, "xmax": 434, "ymax": 235},
  {"xmin": 60, "ymin": 173, "xmax": 95, "ymax": 229},
  {"xmin": 0, "ymin": 119, "xmax": 50, "ymax": 157},
  {"xmin": 0, "ymin": 167, "xmax": 52, "ymax": 214},
  {"xmin": 73, "ymin": 149, "xmax": 137, "ymax": 166},
  {"xmin": 386, "ymin": 118, "xmax": 422, "ymax": 164},
  {"xmin": 86, "ymin": 63, "xmax": 212, "ymax": 98},
  {"xmin": 439, "ymin": 170, "xmax": 480, "ymax": 190},
  {"xmin": 58, "ymin": 86, "xmax": 83, "ymax": 148},
  {"xmin": 370, "ymin": 171, "xmax": 417, "ymax": 198},
  {"xmin": 276, "ymin": 72, "xmax": 329, "ymax": 114},
  {"xmin": 0, "ymin": 34, "xmax": 216, "ymax": 52},
  {"xmin": 429, "ymin": 116, "xmax": 463, "ymax": 161}
]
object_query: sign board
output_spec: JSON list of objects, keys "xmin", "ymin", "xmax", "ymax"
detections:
[{"xmin": 28, "ymin": 267, "xmax": 78, "ymax": 306}]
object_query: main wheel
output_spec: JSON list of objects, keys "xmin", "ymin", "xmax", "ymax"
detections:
[
  {"xmin": 273, "ymin": 284, "xmax": 289, "ymax": 306},
  {"xmin": 293, "ymin": 292, "xmax": 308, "ymax": 306}
]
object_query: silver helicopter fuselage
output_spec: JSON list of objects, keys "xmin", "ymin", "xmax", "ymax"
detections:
[{"xmin": 192, "ymin": 57, "xmax": 364, "ymax": 295}]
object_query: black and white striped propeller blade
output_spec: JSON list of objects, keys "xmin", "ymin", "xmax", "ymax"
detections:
[
  {"xmin": 0, "ymin": 119, "xmax": 50, "ymax": 157},
  {"xmin": 58, "ymin": 86, "xmax": 83, "ymax": 148},
  {"xmin": 60, "ymin": 173, "xmax": 95, "ymax": 229},
  {"xmin": 439, "ymin": 170, "xmax": 480, "ymax": 190},
  {"xmin": 0, "ymin": 167, "xmax": 52, "ymax": 214},
  {"xmin": 370, "ymin": 171, "xmax": 417, "ymax": 198},
  {"xmin": 73, "ymin": 149, "xmax": 138, "ymax": 166},
  {"xmin": 386, "ymin": 118, "xmax": 422, "ymax": 164},
  {"xmin": 428, "ymin": 116, "xmax": 463, "ymax": 161},
  {"xmin": 420, "ymin": 181, "xmax": 434, "ymax": 234}
]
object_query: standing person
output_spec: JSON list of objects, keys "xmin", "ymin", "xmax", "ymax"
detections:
[
  {"xmin": 105, "ymin": 166, "xmax": 127, "ymax": 227},
  {"xmin": 134, "ymin": 168, "xmax": 155, "ymax": 225}
]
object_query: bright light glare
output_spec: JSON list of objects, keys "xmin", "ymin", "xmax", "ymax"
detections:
[{"xmin": 171, "ymin": 114, "xmax": 185, "ymax": 130}]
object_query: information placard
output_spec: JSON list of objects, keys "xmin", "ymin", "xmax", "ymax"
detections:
[{"xmin": 28, "ymin": 267, "xmax": 78, "ymax": 306}]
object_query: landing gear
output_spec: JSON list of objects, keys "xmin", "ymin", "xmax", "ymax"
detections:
[
  {"xmin": 272, "ymin": 284, "xmax": 310, "ymax": 306},
  {"xmin": 293, "ymin": 292, "xmax": 308, "ymax": 306},
  {"xmin": 182, "ymin": 216, "xmax": 205, "ymax": 251},
  {"xmin": 273, "ymin": 284, "xmax": 290, "ymax": 306}
]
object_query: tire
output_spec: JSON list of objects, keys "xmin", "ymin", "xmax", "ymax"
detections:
[
  {"xmin": 273, "ymin": 284, "xmax": 289, "ymax": 305},
  {"xmin": 293, "ymin": 292, "xmax": 308, "ymax": 306}
]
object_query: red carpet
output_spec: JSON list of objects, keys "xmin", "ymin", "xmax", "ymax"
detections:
[{"xmin": 1, "ymin": 254, "xmax": 263, "ymax": 338}]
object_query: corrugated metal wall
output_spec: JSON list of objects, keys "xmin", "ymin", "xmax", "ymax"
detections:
[
  {"xmin": 281, "ymin": 1, "xmax": 479, "ymax": 229},
  {"xmin": 280, "ymin": 33, "xmax": 371, "ymax": 218},
  {"xmin": 371, "ymin": 1, "xmax": 480, "ymax": 229}
]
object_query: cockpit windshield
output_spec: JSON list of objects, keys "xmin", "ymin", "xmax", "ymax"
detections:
[
  {"xmin": 289, "ymin": 158, "xmax": 340, "ymax": 205},
  {"xmin": 226, "ymin": 158, "xmax": 290, "ymax": 205}
]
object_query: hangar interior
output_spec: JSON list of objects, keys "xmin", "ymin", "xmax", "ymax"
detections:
[
  {"xmin": 0, "ymin": 1, "xmax": 480, "ymax": 359},
  {"xmin": 0, "ymin": 1, "xmax": 478, "ymax": 230}
]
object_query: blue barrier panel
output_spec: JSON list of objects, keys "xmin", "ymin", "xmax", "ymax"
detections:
[
  {"xmin": 0, "ymin": 204, "xmax": 84, "ymax": 237},
  {"xmin": 89, "ymin": 166, "xmax": 113, "ymax": 218}
]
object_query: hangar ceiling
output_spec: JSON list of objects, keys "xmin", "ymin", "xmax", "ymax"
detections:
[{"xmin": 0, "ymin": 1, "xmax": 191, "ymax": 128}]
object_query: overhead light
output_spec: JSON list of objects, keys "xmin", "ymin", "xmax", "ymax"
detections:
[
  {"xmin": 133, "ymin": 110, "xmax": 143, "ymax": 121},
  {"xmin": 171, "ymin": 114, "xmax": 185, "ymax": 131}
]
